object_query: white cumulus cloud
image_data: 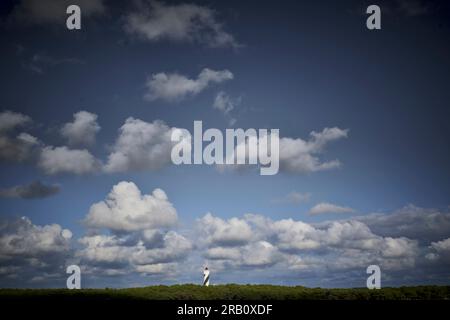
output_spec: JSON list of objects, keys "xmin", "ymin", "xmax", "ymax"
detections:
[
  {"xmin": 125, "ymin": 0, "xmax": 239, "ymax": 48},
  {"xmin": 61, "ymin": 111, "xmax": 100, "ymax": 147},
  {"xmin": 0, "ymin": 110, "xmax": 31, "ymax": 133},
  {"xmin": 309, "ymin": 202, "xmax": 355, "ymax": 215},
  {"xmin": 84, "ymin": 181, "xmax": 178, "ymax": 232},
  {"xmin": 144, "ymin": 68, "xmax": 233, "ymax": 102},
  {"xmin": 77, "ymin": 181, "xmax": 191, "ymax": 277},
  {"xmin": 219, "ymin": 126, "xmax": 348, "ymax": 175},
  {"xmin": 197, "ymin": 213, "xmax": 253, "ymax": 247},
  {"xmin": 0, "ymin": 111, "xmax": 39, "ymax": 163},
  {"xmin": 38, "ymin": 146, "xmax": 99, "ymax": 175},
  {"xmin": 198, "ymin": 212, "xmax": 419, "ymax": 273},
  {"xmin": 279, "ymin": 127, "xmax": 348, "ymax": 173},
  {"xmin": 104, "ymin": 118, "xmax": 175, "ymax": 173},
  {"xmin": 0, "ymin": 217, "xmax": 72, "ymax": 286}
]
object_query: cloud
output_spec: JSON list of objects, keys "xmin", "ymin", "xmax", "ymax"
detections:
[
  {"xmin": 198, "ymin": 212, "xmax": 421, "ymax": 275},
  {"xmin": 0, "ymin": 132, "xmax": 40, "ymax": 163},
  {"xmin": 213, "ymin": 91, "xmax": 240, "ymax": 125},
  {"xmin": 309, "ymin": 202, "xmax": 355, "ymax": 215},
  {"xmin": 0, "ymin": 110, "xmax": 31, "ymax": 133},
  {"xmin": 23, "ymin": 53, "xmax": 84, "ymax": 74},
  {"xmin": 3, "ymin": 200, "xmax": 450, "ymax": 286},
  {"xmin": 220, "ymin": 126, "xmax": 348, "ymax": 175},
  {"xmin": 104, "ymin": 118, "xmax": 176, "ymax": 173},
  {"xmin": 205, "ymin": 241, "xmax": 280, "ymax": 268},
  {"xmin": 1, "ymin": 110, "xmax": 101, "ymax": 174},
  {"xmin": 0, "ymin": 111, "xmax": 39, "ymax": 163},
  {"xmin": 197, "ymin": 213, "xmax": 253, "ymax": 247},
  {"xmin": 272, "ymin": 191, "xmax": 311, "ymax": 205},
  {"xmin": 1, "ymin": 110, "xmax": 348, "ymax": 179},
  {"xmin": 427, "ymin": 238, "xmax": 450, "ymax": 264},
  {"xmin": 0, "ymin": 217, "xmax": 72, "ymax": 287},
  {"xmin": 0, "ymin": 181, "xmax": 60, "ymax": 199},
  {"xmin": 61, "ymin": 111, "xmax": 100, "ymax": 147},
  {"xmin": 38, "ymin": 146, "xmax": 100, "ymax": 175},
  {"xmin": 130, "ymin": 231, "xmax": 192, "ymax": 266},
  {"xmin": 125, "ymin": 0, "xmax": 239, "ymax": 48},
  {"xmin": 357, "ymin": 205, "xmax": 450, "ymax": 243},
  {"xmin": 430, "ymin": 238, "xmax": 450, "ymax": 252},
  {"xmin": 77, "ymin": 231, "xmax": 192, "ymax": 276},
  {"xmin": 213, "ymin": 91, "xmax": 237, "ymax": 114},
  {"xmin": 1, "ymin": 111, "xmax": 176, "ymax": 175},
  {"xmin": 264, "ymin": 217, "xmax": 323, "ymax": 251},
  {"xmin": 84, "ymin": 181, "xmax": 178, "ymax": 232},
  {"xmin": 279, "ymin": 127, "xmax": 348, "ymax": 173},
  {"xmin": 11, "ymin": 0, "xmax": 105, "ymax": 25},
  {"xmin": 144, "ymin": 68, "xmax": 233, "ymax": 102},
  {"xmin": 78, "ymin": 181, "xmax": 191, "ymax": 277},
  {"xmin": 0, "ymin": 217, "xmax": 72, "ymax": 256}
]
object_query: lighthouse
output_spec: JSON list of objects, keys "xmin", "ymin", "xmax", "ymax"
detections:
[{"xmin": 203, "ymin": 267, "xmax": 210, "ymax": 286}]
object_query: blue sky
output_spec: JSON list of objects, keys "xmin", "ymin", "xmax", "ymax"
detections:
[{"xmin": 1, "ymin": 0, "xmax": 450, "ymax": 288}]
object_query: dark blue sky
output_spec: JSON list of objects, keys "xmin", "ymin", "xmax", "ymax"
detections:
[{"xmin": 0, "ymin": 0, "xmax": 450, "ymax": 288}]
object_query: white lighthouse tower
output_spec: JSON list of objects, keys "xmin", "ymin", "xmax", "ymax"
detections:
[{"xmin": 203, "ymin": 266, "xmax": 210, "ymax": 286}]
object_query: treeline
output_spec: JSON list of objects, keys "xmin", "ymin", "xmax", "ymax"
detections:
[{"xmin": 1, "ymin": 284, "xmax": 450, "ymax": 300}]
